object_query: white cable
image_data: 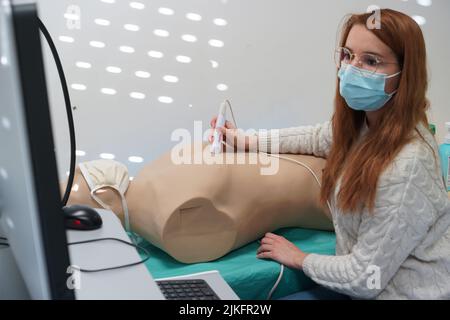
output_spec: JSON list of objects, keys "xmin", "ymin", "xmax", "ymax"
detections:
[
  {"xmin": 224, "ymin": 99, "xmax": 238, "ymax": 129},
  {"xmin": 259, "ymin": 152, "xmax": 333, "ymax": 213},
  {"xmin": 267, "ymin": 264, "xmax": 284, "ymax": 300},
  {"xmin": 219, "ymin": 101, "xmax": 333, "ymax": 300},
  {"xmin": 219, "ymin": 141, "xmax": 332, "ymax": 213}
]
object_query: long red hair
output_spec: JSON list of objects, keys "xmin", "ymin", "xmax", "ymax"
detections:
[{"xmin": 320, "ymin": 9, "xmax": 432, "ymax": 214}]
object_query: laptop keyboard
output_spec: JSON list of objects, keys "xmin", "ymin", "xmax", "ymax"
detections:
[{"xmin": 156, "ymin": 279, "xmax": 220, "ymax": 300}]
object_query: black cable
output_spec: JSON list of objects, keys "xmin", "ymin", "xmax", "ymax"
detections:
[
  {"xmin": 36, "ymin": 20, "xmax": 149, "ymax": 275},
  {"xmin": 0, "ymin": 237, "xmax": 9, "ymax": 247},
  {"xmin": 37, "ymin": 18, "xmax": 76, "ymax": 207},
  {"xmin": 67, "ymin": 237, "xmax": 150, "ymax": 273}
]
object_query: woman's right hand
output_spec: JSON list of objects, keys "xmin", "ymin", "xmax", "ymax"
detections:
[{"xmin": 208, "ymin": 117, "xmax": 258, "ymax": 152}]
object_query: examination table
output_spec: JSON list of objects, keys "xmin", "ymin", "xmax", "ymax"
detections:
[{"xmin": 140, "ymin": 227, "xmax": 336, "ymax": 300}]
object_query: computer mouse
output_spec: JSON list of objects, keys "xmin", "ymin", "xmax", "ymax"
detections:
[{"xmin": 63, "ymin": 205, "xmax": 103, "ymax": 230}]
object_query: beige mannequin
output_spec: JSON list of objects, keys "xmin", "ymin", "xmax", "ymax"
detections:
[{"xmin": 62, "ymin": 143, "xmax": 333, "ymax": 263}]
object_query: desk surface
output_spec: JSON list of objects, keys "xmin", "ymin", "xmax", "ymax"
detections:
[{"xmin": 67, "ymin": 209, "xmax": 165, "ymax": 300}]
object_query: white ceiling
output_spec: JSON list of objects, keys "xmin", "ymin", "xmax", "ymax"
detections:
[{"xmin": 35, "ymin": 0, "xmax": 450, "ymax": 179}]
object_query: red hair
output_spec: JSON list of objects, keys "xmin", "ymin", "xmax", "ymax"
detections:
[{"xmin": 320, "ymin": 9, "xmax": 433, "ymax": 214}]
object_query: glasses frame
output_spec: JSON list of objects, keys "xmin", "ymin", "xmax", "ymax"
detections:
[{"xmin": 335, "ymin": 47, "xmax": 399, "ymax": 76}]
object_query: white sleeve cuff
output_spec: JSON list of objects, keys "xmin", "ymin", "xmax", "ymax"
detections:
[
  {"xmin": 302, "ymin": 253, "xmax": 320, "ymax": 279},
  {"xmin": 258, "ymin": 129, "xmax": 280, "ymax": 154}
]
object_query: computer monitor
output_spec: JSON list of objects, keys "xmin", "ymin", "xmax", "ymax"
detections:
[{"xmin": 0, "ymin": 0, "xmax": 75, "ymax": 300}]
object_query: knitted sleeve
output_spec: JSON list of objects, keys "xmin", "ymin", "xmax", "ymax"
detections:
[{"xmin": 258, "ymin": 121, "xmax": 332, "ymax": 158}]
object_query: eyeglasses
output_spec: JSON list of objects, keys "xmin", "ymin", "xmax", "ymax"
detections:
[{"xmin": 334, "ymin": 47, "xmax": 399, "ymax": 76}]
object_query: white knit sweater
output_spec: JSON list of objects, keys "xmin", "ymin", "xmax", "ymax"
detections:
[{"xmin": 259, "ymin": 120, "xmax": 450, "ymax": 300}]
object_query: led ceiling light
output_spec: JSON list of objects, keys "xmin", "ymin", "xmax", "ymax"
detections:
[
  {"xmin": 158, "ymin": 96, "xmax": 173, "ymax": 104},
  {"xmin": 76, "ymin": 150, "xmax": 86, "ymax": 156},
  {"xmin": 213, "ymin": 18, "xmax": 227, "ymax": 26},
  {"xmin": 130, "ymin": 92, "xmax": 146, "ymax": 99},
  {"xmin": 412, "ymin": 15, "xmax": 426, "ymax": 25},
  {"xmin": 417, "ymin": 0, "xmax": 432, "ymax": 6},
  {"xmin": 186, "ymin": 13, "xmax": 202, "ymax": 21},
  {"xmin": 181, "ymin": 34, "xmax": 197, "ymax": 42},
  {"xmin": 1, "ymin": 117, "xmax": 11, "ymax": 130},
  {"xmin": 59, "ymin": 36, "xmax": 75, "ymax": 43},
  {"xmin": 148, "ymin": 50, "xmax": 164, "ymax": 58},
  {"xmin": 176, "ymin": 55, "xmax": 192, "ymax": 63},
  {"xmin": 0, "ymin": 167, "xmax": 8, "ymax": 180},
  {"xmin": 163, "ymin": 75, "xmax": 179, "ymax": 83},
  {"xmin": 99, "ymin": 153, "xmax": 115, "ymax": 159},
  {"xmin": 135, "ymin": 71, "xmax": 151, "ymax": 78},
  {"xmin": 101, "ymin": 88, "xmax": 117, "ymax": 95},
  {"xmin": 95, "ymin": 18, "xmax": 111, "ymax": 26},
  {"xmin": 76, "ymin": 61, "xmax": 92, "ymax": 69},
  {"xmin": 129, "ymin": 2, "xmax": 145, "ymax": 10},
  {"xmin": 71, "ymin": 83, "xmax": 87, "ymax": 90},
  {"xmin": 210, "ymin": 60, "xmax": 219, "ymax": 68},
  {"xmin": 119, "ymin": 45, "xmax": 135, "ymax": 53},
  {"xmin": 128, "ymin": 156, "xmax": 144, "ymax": 163},
  {"xmin": 154, "ymin": 29, "xmax": 170, "ymax": 37},
  {"xmin": 90, "ymin": 40, "xmax": 106, "ymax": 48},
  {"xmin": 124, "ymin": 24, "xmax": 140, "ymax": 31},
  {"xmin": 209, "ymin": 39, "xmax": 224, "ymax": 47},
  {"xmin": 106, "ymin": 66, "xmax": 122, "ymax": 73},
  {"xmin": 64, "ymin": 13, "xmax": 79, "ymax": 20},
  {"xmin": 217, "ymin": 83, "xmax": 228, "ymax": 91},
  {"xmin": 159, "ymin": 7, "xmax": 174, "ymax": 15}
]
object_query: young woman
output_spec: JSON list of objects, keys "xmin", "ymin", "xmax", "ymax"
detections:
[{"xmin": 210, "ymin": 9, "xmax": 450, "ymax": 299}]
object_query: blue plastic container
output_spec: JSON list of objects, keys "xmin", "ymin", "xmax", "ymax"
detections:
[{"xmin": 439, "ymin": 122, "xmax": 450, "ymax": 192}]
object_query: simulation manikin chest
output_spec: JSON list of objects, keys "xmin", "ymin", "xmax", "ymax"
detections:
[{"xmin": 63, "ymin": 144, "xmax": 333, "ymax": 263}]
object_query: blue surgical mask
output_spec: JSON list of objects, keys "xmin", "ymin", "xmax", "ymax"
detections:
[{"xmin": 338, "ymin": 63, "xmax": 401, "ymax": 111}]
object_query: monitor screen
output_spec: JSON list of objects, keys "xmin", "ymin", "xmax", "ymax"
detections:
[{"xmin": 0, "ymin": 0, "xmax": 74, "ymax": 300}]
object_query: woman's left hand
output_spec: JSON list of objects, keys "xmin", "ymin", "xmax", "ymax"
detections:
[{"xmin": 257, "ymin": 233, "xmax": 308, "ymax": 270}]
